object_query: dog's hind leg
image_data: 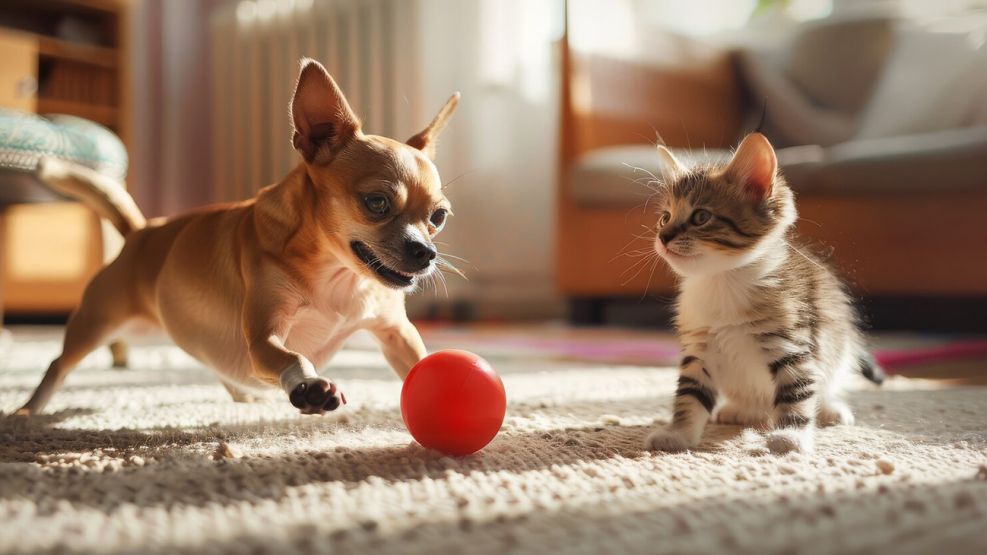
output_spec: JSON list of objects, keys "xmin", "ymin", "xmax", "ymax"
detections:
[
  {"xmin": 16, "ymin": 265, "xmax": 136, "ymax": 416},
  {"xmin": 221, "ymin": 381, "xmax": 260, "ymax": 403},
  {"xmin": 109, "ymin": 340, "xmax": 129, "ymax": 368}
]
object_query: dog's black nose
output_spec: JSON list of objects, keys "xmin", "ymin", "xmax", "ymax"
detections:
[{"xmin": 405, "ymin": 239, "xmax": 437, "ymax": 266}]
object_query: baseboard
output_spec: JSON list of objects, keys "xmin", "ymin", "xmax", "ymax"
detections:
[
  {"xmin": 409, "ymin": 298, "xmax": 566, "ymax": 322},
  {"xmin": 860, "ymin": 296, "xmax": 987, "ymax": 332},
  {"xmin": 568, "ymin": 295, "xmax": 987, "ymax": 333}
]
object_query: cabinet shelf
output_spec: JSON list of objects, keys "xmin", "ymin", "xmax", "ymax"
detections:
[{"xmin": 38, "ymin": 36, "xmax": 118, "ymax": 69}]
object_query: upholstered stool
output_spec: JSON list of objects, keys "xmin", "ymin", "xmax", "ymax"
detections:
[{"xmin": 0, "ymin": 109, "xmax": 129, "ymax": 364}]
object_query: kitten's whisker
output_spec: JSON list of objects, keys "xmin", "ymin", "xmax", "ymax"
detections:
[
  {"xmin": 619, "ymin": 253, "xmax": 654, "ymax": 278},
  {"xmin": 621, "ymin": 258, "xmax": 658, "ymax": 286},
  {"xmin": 640, "ymin": 256, "xmax": 662, "ymax": 301},
  {"xmin": 610, "ymin": 235, "xmax": 655, "ymax": 261},
  {"xmin": 620, "ymin": 253, "xmax": 660, "ymax": 284},
  {"xmin": 622, "ymin": 163, "xmax": 662, "ymax": 185},
  {"xmin": 785, "ymin": 240, "xmax": 826, "ymax": 271}
]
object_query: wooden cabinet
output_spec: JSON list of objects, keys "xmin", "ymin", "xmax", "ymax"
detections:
[
  {"xmin": 0, "ymin": 1, "xmax": 130, "ymax": 319},
  {"xmin": 0, "ymin": 31, "xmax": 37, "ymax": 112}
]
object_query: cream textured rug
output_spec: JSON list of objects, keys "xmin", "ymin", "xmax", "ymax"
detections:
[{"xmin": 1, "ymin": 327, "xmax": 986, "ymax": 555}]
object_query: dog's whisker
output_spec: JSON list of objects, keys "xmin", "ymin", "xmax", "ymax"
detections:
[
  {"xmin": 435, "ymin": 267, "xmax": 450, "ymax": 297},
  {"xmin": 436, "ymin": 258, "xmax": 468, "ymax": 281},
  {"xmin": 435, "ymin": 251, "xmax": 475, "ymax": 270}
]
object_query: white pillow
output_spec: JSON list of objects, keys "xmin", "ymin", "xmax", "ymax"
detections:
[{"xmin": 856, "ymin": 19, "xmax": 987, "ymax": 139}]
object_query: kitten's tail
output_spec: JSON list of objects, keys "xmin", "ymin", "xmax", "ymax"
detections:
[{"xmin": 858, "ymin": 352, "xmax": 885, "ymax": 385}]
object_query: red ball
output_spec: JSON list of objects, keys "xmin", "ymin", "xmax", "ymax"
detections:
[{"xmin": 401, "ymin": 350, "xmax": 507, "ymax": 456}]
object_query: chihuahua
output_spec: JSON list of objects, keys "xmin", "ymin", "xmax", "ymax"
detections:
[{"xmin": 16, "ymin": 58, "xmax": 459, "ymax": 416}]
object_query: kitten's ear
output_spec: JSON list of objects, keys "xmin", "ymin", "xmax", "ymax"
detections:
[
  {"xmin": 291, "ymin": 58, "xmax": 361, "ymax": 163},
  {"xmin": 407, "ymin": 92, "xmax": 460, "ymax": 160},
  {"xmin": 724, "ymin": 133, "xmax": 777, "ymax": 202},
  {"xmin": 656, "ymin": 145, "xmax": 686, "ymax": 180}
]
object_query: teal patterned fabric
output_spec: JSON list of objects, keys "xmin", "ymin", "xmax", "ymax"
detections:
[{"xmin": 0, "ymin": 108, "xmax": 127, "ymax": 180}]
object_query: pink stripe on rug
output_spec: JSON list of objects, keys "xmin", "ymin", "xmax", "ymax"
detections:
[{"xmin": 874, "ymin": 340, "xmax": 987, "ymax": 374}]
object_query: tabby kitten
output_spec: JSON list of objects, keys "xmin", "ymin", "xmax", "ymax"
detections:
[{"xmin": 645, "ymin": 133, "xmax": 882, "ymax": 454}]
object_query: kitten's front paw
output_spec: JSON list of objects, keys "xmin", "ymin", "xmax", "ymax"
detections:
[
  {"xmin": 818, "ymin": 400, "xmax": 855, "ymax": 426},
  {"xmin": 765, "ymin": 428, "xmax": 814, "ymax": 454},
  {"xmin": 645, "ymin": 428, "xmax": 694, "ymax": 452},
  {"xmin": 289, "ymin": 378, "xmax": 346, "ymax": 415}
]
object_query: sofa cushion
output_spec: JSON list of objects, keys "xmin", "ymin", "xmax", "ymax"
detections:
[
  {"xmin": 783, "ymin": 127, "xmax": 987, "ymax": 195},
  {"xmin": 569, "ymin": 145, "xmax": 729, "ymax": 207},
  {"xmin": 855, "ymin": 19, "xmax": 987, "ymax": 139},
  {"xmin": 570, "ymin": 127, "xmax": 987, "ymax": 206},
  {"xmin": 783, "ymin": 17, "xmax": 894, "ymax": 116},
  {"xmin": 736, "ymin": 16, "xmax": 894, "ymax": 148}
]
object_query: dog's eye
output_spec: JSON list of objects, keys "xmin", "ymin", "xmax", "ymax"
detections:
[
  {"xmin": 429, "ymin": 208, "xmax": 448, "ymax": 231},
  {"xmin": 658, "ymin": 211, "xmax": 671, "ymax": 227},
  {"xmin": 691, "ymin": 209, "xmax": 712, "ymax": 226},
  {"xmin": 364, "ymin": 194, "xmax": 390, "ymax": 216}
]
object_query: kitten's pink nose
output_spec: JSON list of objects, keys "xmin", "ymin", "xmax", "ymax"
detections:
[{"xmin": 658, "ymin": 229, "xmax": 680, "ymax": 245}]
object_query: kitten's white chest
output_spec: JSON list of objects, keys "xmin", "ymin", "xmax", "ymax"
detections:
[
  {"xmin": 678, "ymin": 273, "xmax": 775, "ymax": 406},
  {"xmin": 703, "ymin": 327, "xmax": 774, "ymax": 406}
]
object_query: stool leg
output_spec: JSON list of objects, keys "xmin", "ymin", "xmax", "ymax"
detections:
[{"xmin": 0, "ymin": 208, "xmax": 7, "ymax": 328}]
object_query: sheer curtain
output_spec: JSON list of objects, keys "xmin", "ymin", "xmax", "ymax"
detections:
[{"xmin": 408, "ymin": 0, "xmax": 564, "ymax": 319}]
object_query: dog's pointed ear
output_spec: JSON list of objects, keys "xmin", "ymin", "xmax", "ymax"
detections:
[
  {"xmin": 656, "ymin": 145, "xmax": 686, "ymax": 180},
  {"xmin": 724, "ymin": 133, "xmax": 777, "ymax": 203},
  {"xmin": 407, "ymin": 92, "xmax": 460, "ymax": 160},
  {"xmin": 291, "ymin": 58, "xmax": 360, "ymax": 163}
]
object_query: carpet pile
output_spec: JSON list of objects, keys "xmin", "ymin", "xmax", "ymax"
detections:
[{"xmin": 1, "ymin": 328, "xmax": 986, "ymax": 554}]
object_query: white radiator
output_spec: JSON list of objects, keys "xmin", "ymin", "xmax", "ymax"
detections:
[{"xmin": 209, "ymin": 0, "xmax": 424, "ymax": 202}]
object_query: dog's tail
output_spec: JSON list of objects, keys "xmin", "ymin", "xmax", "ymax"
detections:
[
  {"xmin": 858, "ymin": 351, "xmax": 886, "ymax": 385},
  {"xmin": 36, "ymin": 157, "xmax": 146, "ymax": 236}
]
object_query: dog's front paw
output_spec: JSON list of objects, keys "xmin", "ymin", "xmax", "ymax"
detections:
[
  {"xmin": 765, "ymin": 428, "xmax": 814, "ymax": 454},
  {"xmin": 645, "ymin": 428, "xmax": 694, "ymax": 452},
  {"xmin": 288, "ymin": 378, "xmax": 346, "ymax": 415}
]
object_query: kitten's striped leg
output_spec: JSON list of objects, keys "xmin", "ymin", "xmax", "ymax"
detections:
[
  {"xmin": 646, "ymin": 357, "xmax": 717, "ymax": 452},
  {"xmin": 767, "ymin": 353, "xmax": 818, "ymax": 454}
]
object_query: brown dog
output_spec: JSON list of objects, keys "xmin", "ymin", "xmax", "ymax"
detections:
[{"xmin": 16, "ymin": 58, "xmax": 459, "ymax": 415}]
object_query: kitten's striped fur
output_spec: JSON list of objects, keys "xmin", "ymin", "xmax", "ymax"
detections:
[{"xmin": 645, "ymin": 133, "xmax": 882, "ymax": 454}]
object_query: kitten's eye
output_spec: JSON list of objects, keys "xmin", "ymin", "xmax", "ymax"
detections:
[
  {"xmin": 691, "ymin": 209, "xmax": 712, "ymax": 226},
  {"xmin": 364, "ymin": 194, "xmax": 390, "ymax": 216},
  {"xmin": 429, "ymin": 208, "xmax": 448, "ymax": 231},
  {"xmin": 658, "ymin": 211, "xmax": 671, "ymax": 227}
]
